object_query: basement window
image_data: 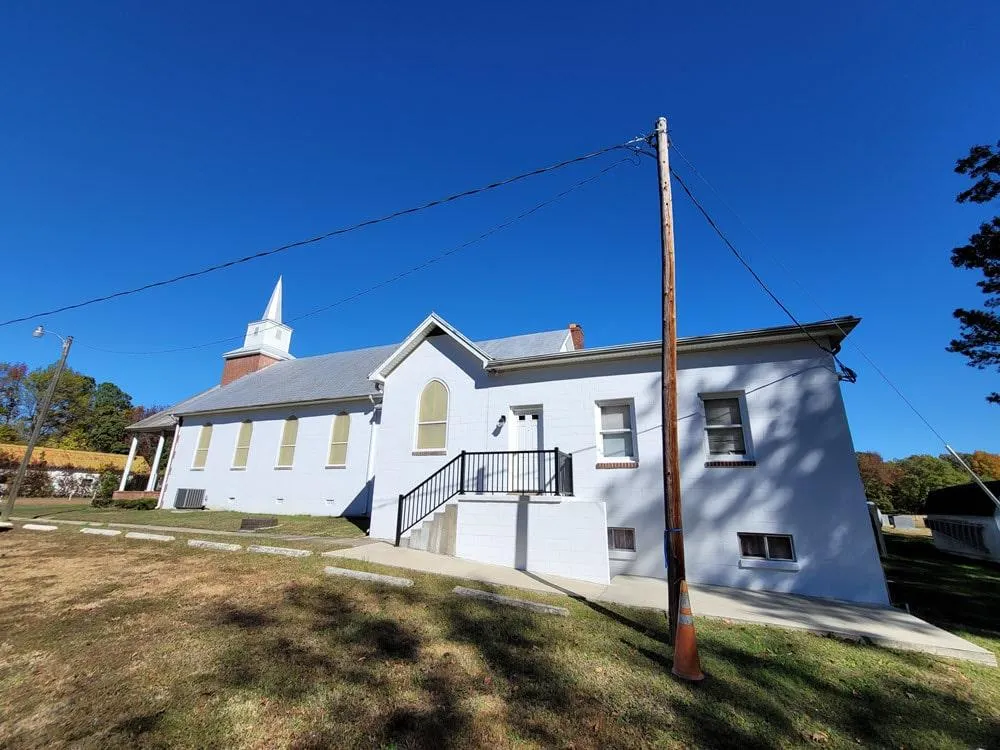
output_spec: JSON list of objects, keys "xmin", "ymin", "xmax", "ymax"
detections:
[
  {"xmin": 738, "ymin": 533, "xmax": 795, "ymax": 561},
  {"xmin": 607, "ymin": 527, "xmax": 637, "ymax": 560}
]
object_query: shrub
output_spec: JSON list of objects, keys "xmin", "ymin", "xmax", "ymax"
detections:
[
  {"xmin": 112, "ymin": 497, "xmax": 156, "ymax": 510},
  {"xmin": 20, "ymin": 469, "xmax": 54, "ymax": 497},
  {"xmin": 92, "ymin": 470, "xmax": 119, "ymax": 505}
]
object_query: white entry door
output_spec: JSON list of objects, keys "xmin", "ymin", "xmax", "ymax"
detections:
[{"xmin": 510, "ymin": 408, "xmax": 543, "ymax": 492}]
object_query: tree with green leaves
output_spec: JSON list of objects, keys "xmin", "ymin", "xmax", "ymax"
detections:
[
  {"xmin": 889, "ymin": 455, "xmax": 969, "ymax": 513},
  {"xmin": 87, "ymin": 382, "xmax": 134, "ymax": 454},
  {"xmin": 948, "ymin": 140, "xmax": 1000, "ymax": 404},
  {"xmin": 23, "ymin": 365, "xmax": 96, "ymax": 446},
  {"xmin": 0, "ymin": 362, "xmax": 28, "ymax": 429},
  {"xmin": 856, "ymin": 451, "xmax": 902, "ymax": 512}
]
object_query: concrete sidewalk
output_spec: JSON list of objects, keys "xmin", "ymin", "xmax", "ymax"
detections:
[{"xmin": 327, "ymin": 540, "xmax": 997, "ymax": 667}]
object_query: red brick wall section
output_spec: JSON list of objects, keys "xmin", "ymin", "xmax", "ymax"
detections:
[
  {"xmin": 221, "ymin": 353, "xmax": 280, "ymax": 386},
  {"xmin": 569, "ymin": 323, "xmax": 584, "ymax": 350}
]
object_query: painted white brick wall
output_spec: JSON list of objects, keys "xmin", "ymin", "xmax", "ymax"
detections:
[
  {"xmin": 371, "ymin": 334, "xmax": 889, "ymax": 605},
  {"xmin": 455, "ymin": 497, "xmax": 610, "ymax": 583},
  {"xmin": 161, "ymin": 400, "xmax": 377, "ymax": 517}
]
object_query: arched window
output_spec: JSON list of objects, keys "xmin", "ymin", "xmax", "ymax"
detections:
[
  {"xmin": 193, "ymin": 424, "xmax": 213, "ymax": 469},
  {"xmin": 328, "ymin": 412, "xmax": 350, "ymax": 467},
  {"xmin": 232, "ymin": 420, "xmax": 253, "ymax": 469},
  {"xmin": 416, "ymin": 380, "xmax": 448, "ymax": 451},
  {"xmin": 276, "ymin": 417, "xmax": 298, "ymax": 468}
]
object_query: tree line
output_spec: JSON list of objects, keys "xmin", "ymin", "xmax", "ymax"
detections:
[
  {"xmin": 0, "ymin": 360, "xmax": 164, "ymax": 466},
  {"xmin": 856, "ymin": 450, "xmax": 1000, "ymax": 513}
]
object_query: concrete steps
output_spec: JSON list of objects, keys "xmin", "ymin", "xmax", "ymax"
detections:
[{"xmin": 399, "ymin": 502, "xmax": 457, "ymax": 555}]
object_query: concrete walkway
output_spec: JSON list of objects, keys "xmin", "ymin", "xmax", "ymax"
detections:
[{"xmin": 327, "ymin": 540, "xmax": 997, "ymax": 667}]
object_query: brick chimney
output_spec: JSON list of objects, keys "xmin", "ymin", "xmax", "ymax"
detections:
[
  {"xmin": 568, "ymin": 323, "xmax": 584, "ymax": 350},
  {"xmin": 220, "ymin": 276, "xmax": 294, "ymax": 385},
  {"xmin": 221, "ymin": 352, "xmax": 281, "ymax": 386}
]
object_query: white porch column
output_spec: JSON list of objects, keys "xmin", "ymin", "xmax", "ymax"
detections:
[
  {"xmin": 119, "ymin": 435, "xmax": 139, "ymax": 492},
  {"xmin": 145, "ymin": 433, "xmax": 165, "ymax": 491}
]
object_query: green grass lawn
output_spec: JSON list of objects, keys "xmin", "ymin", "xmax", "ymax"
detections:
[
  {"xmin": 4, "ymin": 499, "xmax": 367, "ymax": 538},
  {"xmin": 883, "ymin": 529, "xmax": 1000, "ymax": 638},
  {"xmin": 0, "ymin": 527, "xmax": 997, "ymax": 749}
]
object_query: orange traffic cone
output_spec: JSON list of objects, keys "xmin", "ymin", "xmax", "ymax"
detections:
[{"xmin": 672, "ymin": 580, "xmax": 705, "ymax": 682}]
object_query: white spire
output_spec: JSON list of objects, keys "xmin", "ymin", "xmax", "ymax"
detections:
[
  {"xmin": 227, "ymin": 275, "xmax": 294, "ymax": 361},
  {"xmin": 262, "ymin": 276, "xmax": 283, "ymax": 323}
]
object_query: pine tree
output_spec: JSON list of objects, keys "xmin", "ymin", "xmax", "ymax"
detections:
[{"xmin": 948, "ymin": 140, "xmax": 1000, "ymax": 403}]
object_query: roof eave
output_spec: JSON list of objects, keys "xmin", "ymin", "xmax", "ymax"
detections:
[
  {"xmin": 487, "ymin": 317, "xmax": 859, "ymax": 373},
  {"xmin": 369, "ymin": 312, "xmax": 491, "ymax": 383},
  {"xmin": 175, "ymin": 393, "xmax": 381, "ymax": 419},
  {"xmin": 126, "ymin": 416, "xmax": 179, "ymax": 433}
]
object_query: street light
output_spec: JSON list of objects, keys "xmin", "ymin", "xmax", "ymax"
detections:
[{"xmin": 0, "ymin": 327, "xmax": 74, "ymax": 527}]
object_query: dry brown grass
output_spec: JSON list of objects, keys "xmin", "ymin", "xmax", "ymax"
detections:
[{"xmin": 0, "ymin": 530, "xmax": 998, "ymax": 749}]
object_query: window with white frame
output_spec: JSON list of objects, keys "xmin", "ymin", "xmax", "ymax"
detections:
[
  {"xmin": 702, "ymin": 395, "xmax": 749, "ymax": 456},
  {"xmin": 415, "ymin": 380, "xmax": 448, "ymax": 451},
  {"xmin": 607, "ymin": 527, "xmax": 636, "ymax": 552},
  {"xmin": 276, "ymin": 417, "xmax": 298, "ymax": 468},
  {"xmin": 192, "ymin": 424, "xmax": 213, "ymax": 469},
  {"xmin": 597, "ymin": 401, "xmax": 637, "ymax": 461},
  {"xmin": 327, "ymin": 412, "xmax": 350, "ymax": 467},
  {"xmin": 232, "ymin": 421, "xmax": 253, "ymax": 469},
  {"xmin": 738, "ymin": 533, "xmax": 795, "ymax": 561}
]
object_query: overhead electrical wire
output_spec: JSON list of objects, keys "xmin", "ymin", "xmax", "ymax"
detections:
[
  {"xmin": 0, "ymin": 135, "xmax": 649, "ymax": 329},
  {"xmin": 664, "ymin": 140, "xmax": 999, "ymax": 509},
  {"xmin": 77, "ymin": 156, "xmax": 637, "ymax": 356},
  {"xmin": 666, "ymin": 163, "xmax": 858, "ymax": 382}
]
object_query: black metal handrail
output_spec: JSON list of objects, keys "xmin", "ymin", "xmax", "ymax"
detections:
[{"xmin": 394, "ymin": 448, "xmax": 574, "ymax": 545}]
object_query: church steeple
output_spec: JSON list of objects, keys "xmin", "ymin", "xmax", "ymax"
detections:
[
  {"xmin": 262, "ymin": 275, "xmax": 283, "ymax": 324},
  {"xmin": 220, "ymin": 276, "xmax": 294, "ymax": 386}
]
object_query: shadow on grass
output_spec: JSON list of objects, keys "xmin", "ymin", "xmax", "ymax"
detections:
[
  {"xmin": 683, "ymin": 635, "xmax": 998, "ymax": 750},
  {"xmin": 884, "ymin": 533, "xmax": 1000, "ymax": 635},
  {"xmin": 178, "ymin": 578, "xmax": 999, "ymax": 749}
]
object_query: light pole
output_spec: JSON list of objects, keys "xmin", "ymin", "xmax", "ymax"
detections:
[{"xmin": 0, "ymin": 326, "xmax": 73, "ymax": 526}]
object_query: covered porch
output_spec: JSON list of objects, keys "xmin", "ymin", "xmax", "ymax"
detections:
[{"xmin": 117, "ymin": 410, "xmax": 179, "ymax": 503}]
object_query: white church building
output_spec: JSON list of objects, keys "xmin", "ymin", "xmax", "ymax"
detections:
[{"xmin": 127, "ymin": 278, "xmax": 889, "ymax": 606}]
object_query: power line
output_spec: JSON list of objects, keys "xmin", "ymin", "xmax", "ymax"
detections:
[
  {"xmin": 670, "ymin": 146, "xmax": 999, "ymax": 506},
  {"xmin": 77, "ymin": 156, "xmax": 636, "ymax": 356},
  {"xmin": 1, "ymin": 135, "xmax": 649, "ymax": 329},
  {"xmin": 667, "ymin": 165, "xmax": 857, "ymax": 381},
  {"xmin": 666, "ymin": 140, "xmax": 962, "ymax": 446}
]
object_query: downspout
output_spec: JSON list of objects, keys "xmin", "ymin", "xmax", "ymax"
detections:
[{"xmin": 363, "ymin": 395, "xmax": 381, "ymax": 520}]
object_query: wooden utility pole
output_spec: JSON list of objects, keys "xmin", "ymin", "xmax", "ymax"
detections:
[
  {"xmin": 0, "ymin": 331, "xmax": 73, "ymax": 525},
  {"xmin": 655, "ymin": 116, "xmax": 686, "ymax": 642}
]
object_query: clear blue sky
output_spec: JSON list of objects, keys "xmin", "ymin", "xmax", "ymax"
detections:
[{"xmin": 1, "ymin": 1, "xmax": 997, "ymax": 459}]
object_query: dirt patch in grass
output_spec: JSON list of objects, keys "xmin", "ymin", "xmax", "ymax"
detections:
[{"xmin": 0, "ymin": 532, "xmax": 998, "ymax": 749}]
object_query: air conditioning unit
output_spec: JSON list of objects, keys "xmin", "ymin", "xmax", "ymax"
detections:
[{"xmin": 174, "ymin": 488, "xmax": 206, "ymax": 509}]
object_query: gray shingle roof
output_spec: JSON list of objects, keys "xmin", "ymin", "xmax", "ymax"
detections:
[
  {"xmin": 129, "ymin": 329, "xmax": 570, "ymax": 428},
  {"xmin": 477, "ymin": 330, "xmax": 569, "ymax": 359},
  {"xmin": 127, "ymin": 386, "xmax": 221, "ymax": 431}
]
